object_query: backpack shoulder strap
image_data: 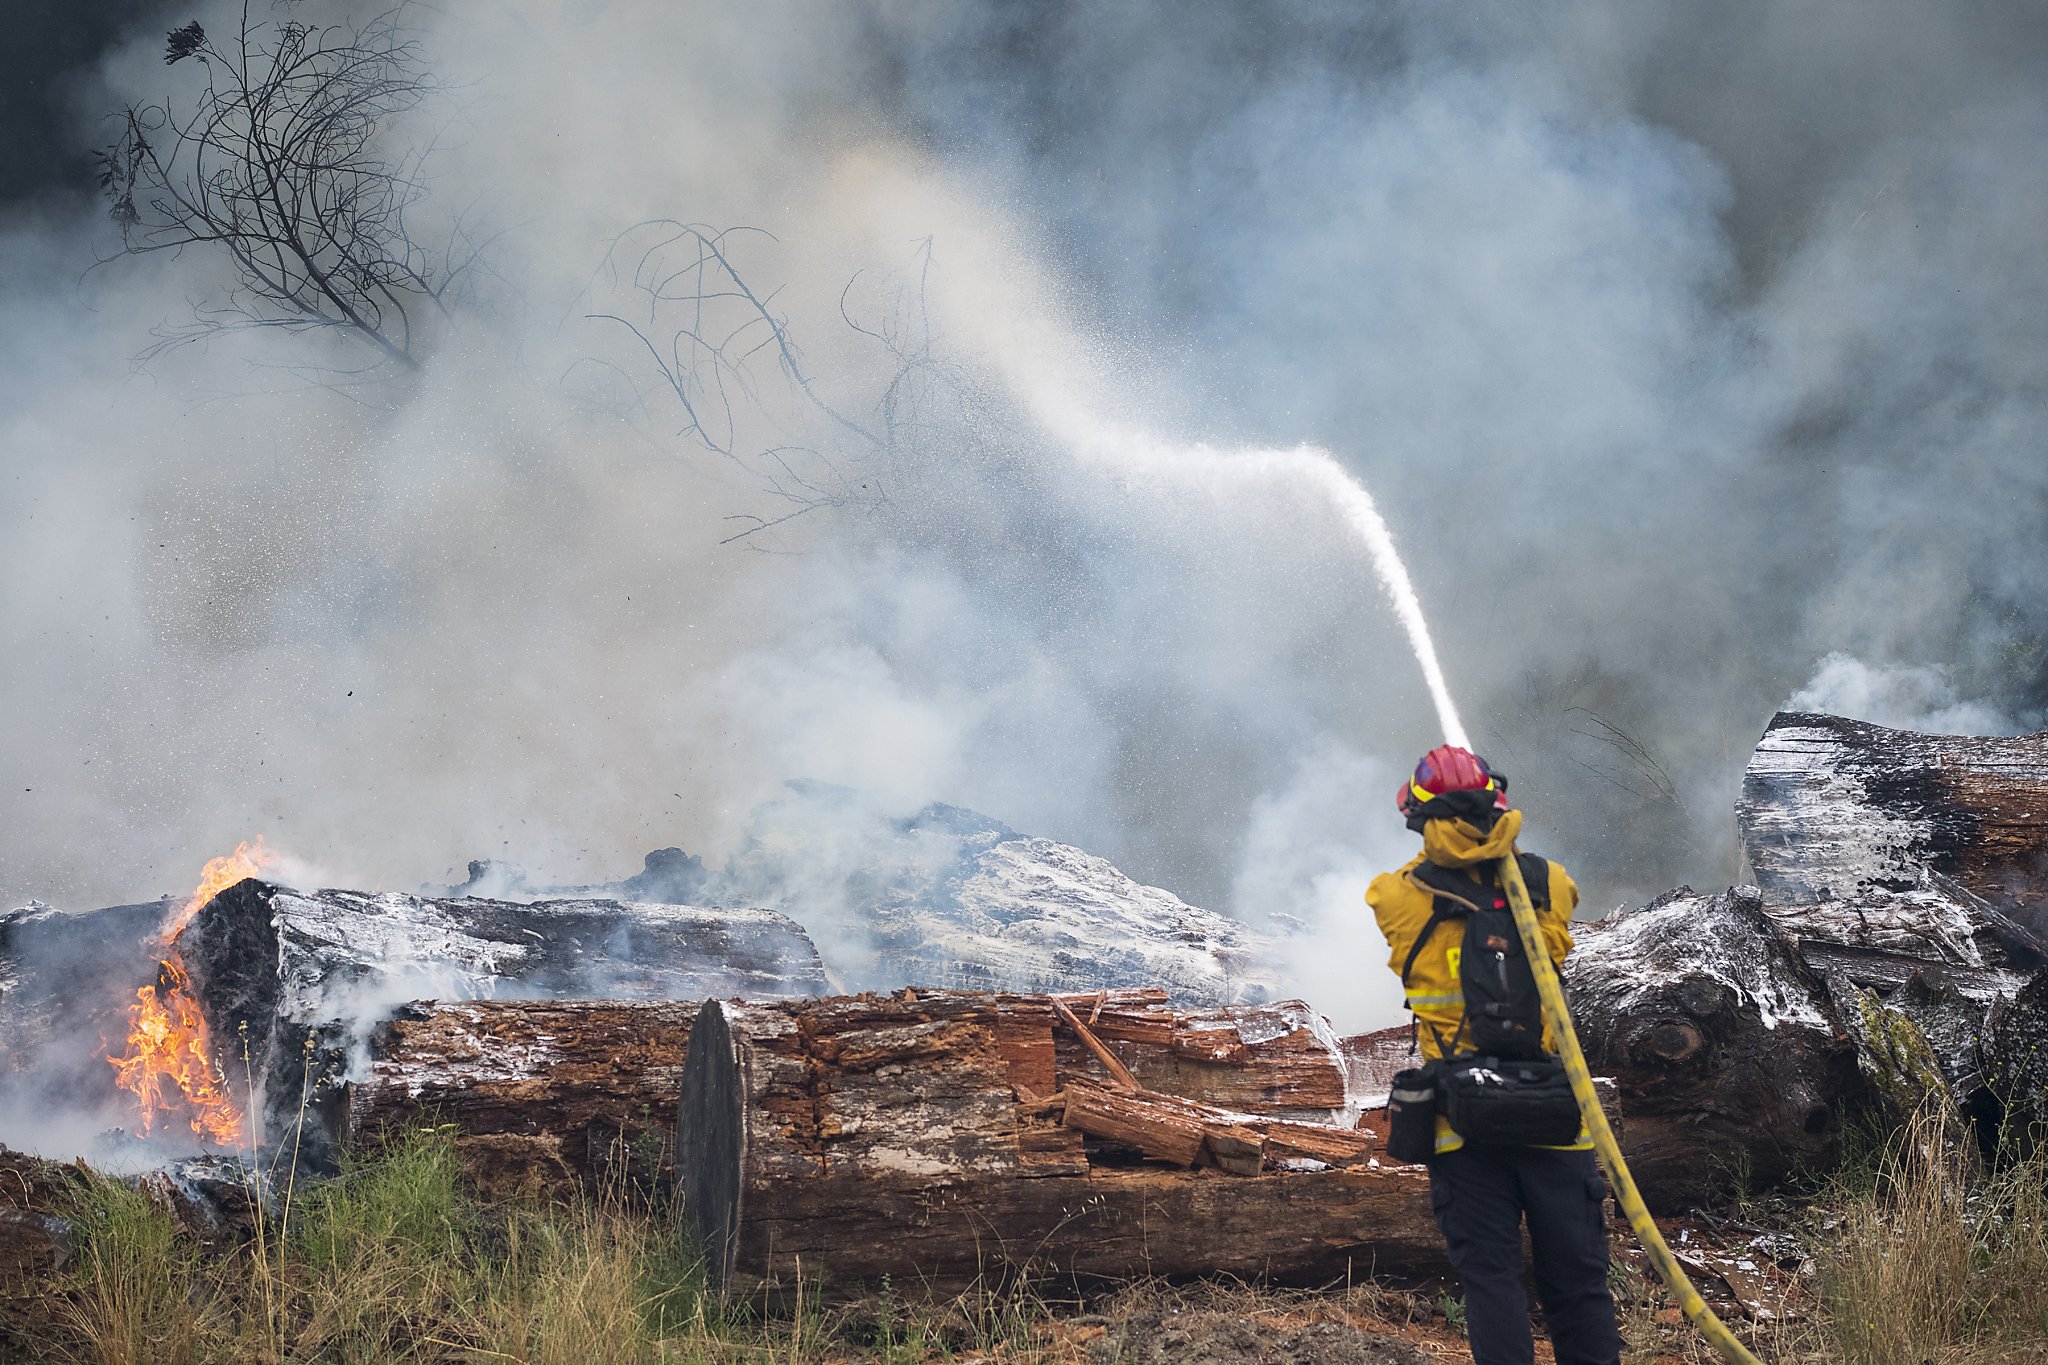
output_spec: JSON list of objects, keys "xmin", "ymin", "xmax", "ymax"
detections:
[
  {"xmin": 1397, "ymin": 861, "xmax": 1488, "ymax": 986},
  {"xmin": 1409, "ymin": 860, "xmax": 1487, "ymax": 909},
  {"xmin": 1513, "ymin": 851, "xmax": 1551, "ymax": 912},
  {"xmin": 1399, "ymin": 902, "xmax": 1456, "ymax": 986}
]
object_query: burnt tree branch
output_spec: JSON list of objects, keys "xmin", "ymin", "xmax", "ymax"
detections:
[{"xmin": 95, "ymin": 1, "xmax": 474, "ymax": 372}]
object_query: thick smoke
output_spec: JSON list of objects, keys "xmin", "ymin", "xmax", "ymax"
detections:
[
  {"xmin": 1789, "ymin": 654, "xmax": 2020, "ymax": 738},
  {"xmin": 6, "ymin": 0, "xmax": 2048, "ymax": 1036}
]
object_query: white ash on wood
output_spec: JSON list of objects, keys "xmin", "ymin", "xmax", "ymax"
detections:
[
  {"xmin": 1735, "ymin": 711, "xmax": 2048, "ymax": 1140},
  {"xmin": 176, "ymin": 879, "xmax": 826, "ymax": 1170},
  {"xmin": 1740, "ymin": 710, "xmax": 2048, "ymax": 928},
  {"xmin": 676, "ymin": 989, "xmax": 1440, "ymax": 1298},
  {"xmin": 344, "ymin": 999, "xmax": 697, "ymax": 1197},
  {"xmin": 1563, "ymin": 886, "xmax": 1855, "ymax": 1211}
]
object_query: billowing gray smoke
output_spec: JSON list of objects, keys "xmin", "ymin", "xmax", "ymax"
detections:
[{"xmin": 5, "ymin": 0, "xmax": 2047, "ymax": 1035}]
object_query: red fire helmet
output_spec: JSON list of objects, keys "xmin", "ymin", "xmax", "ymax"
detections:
[{"xmin": 1394, "ymin": 744, "xmax": 1507, "ymax": 815}]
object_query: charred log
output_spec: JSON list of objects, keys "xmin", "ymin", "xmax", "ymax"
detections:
[
  {"xmin": 677, "ymin": 989, "xmax": 1442, "ymax": 1298},
  {"xmin": 1760, "ymin": 869, "xmax": 2040, "ymax": 1004},
  {"xmin": 176, "ymin": 879, "xmax": 825, "ymax": 1168},
  {"xmin": 344, "ymin": 999, "xmax": 696, "ymax": 1197},
  {"xmin": 1564, "ymin": 886, "xmax": 1856, "ymax": 1210},
  {"xmin": 1982, "ymin": 971, "xmax": 2048, "ymax": 1143},
  {"xmin": 1740, "ymin": 710, "xmax": 2048, "ymax": 932},
  {"xmin": 1737, "ymin": 712, "xmax": 2048, "ymax": 1142}
]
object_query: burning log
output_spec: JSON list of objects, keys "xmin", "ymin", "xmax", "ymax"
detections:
[
  {"xmin": 343, "ymin": 999, "xmax": 697, "ymax": 1197},
  {"xmin": 1563, "ymin": 886, "xmax": 1856, "ymax": 1211},
  {"xmin": 677, "ymin": 989, "xmax": 1447, "ymax": 1298},
  {"xmin": 174, "ymin": 879, "xmax": 828, "ymax": 1169}
]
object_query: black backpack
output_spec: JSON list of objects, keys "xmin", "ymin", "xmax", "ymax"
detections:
[
  {"xmin": 1400, "ymin": 852, "xmax": 1552, "ymax": 1059},
  {"xmin": 1389, "ymin": 852, "xmax": 1583, "ymax": 1151}
]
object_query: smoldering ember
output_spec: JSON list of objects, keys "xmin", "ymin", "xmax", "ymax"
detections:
[{"xmin": 4, "ymin": 710, "xmax": 2047, "ymax": 1307}]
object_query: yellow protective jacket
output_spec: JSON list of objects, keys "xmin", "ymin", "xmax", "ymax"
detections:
[{"xmin": 1365, "ymin": 807, "xmax": 1588, "ymax": 1153}]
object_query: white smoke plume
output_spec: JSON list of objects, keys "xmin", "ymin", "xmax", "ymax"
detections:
[
  {"xmin": 1789, "ymin": 653, "xmax": 2024, "ymax": 737},
  {"xmin": 6, "ymin": 0, "xmax": 2048, "ymax": 1045}
]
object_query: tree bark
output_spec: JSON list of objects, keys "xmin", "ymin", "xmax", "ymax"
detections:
[
  {"xmin": 344, "ymin": 999, "xmax": 698, "ymax": 1198},
  {"xmin": 177, "ymin": 879, "xmax": 827, "ymax": 1168},
  {"xmin": 676, "ymin": 989, "xmax": 1442, "ymax": 1299}
]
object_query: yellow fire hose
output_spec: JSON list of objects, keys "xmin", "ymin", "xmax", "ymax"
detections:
[{"xmin": 1495, "ymin": 852, "xmax": 1763, "ymax": 1365}]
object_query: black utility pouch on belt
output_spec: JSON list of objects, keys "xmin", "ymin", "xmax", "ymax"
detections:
[
  {"xmin": 1386, "ymin": 1063, "xmax": 1441, "ymax": 1164},
  {"xmin": 1440, "ymin": 1054, "xmax": 1581, "ymax": 1147}
]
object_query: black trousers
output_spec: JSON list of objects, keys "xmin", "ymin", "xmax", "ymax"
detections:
[{"xmin": 1428, "ymin": 1144, "xmax": 1623, "ymax": 1365}]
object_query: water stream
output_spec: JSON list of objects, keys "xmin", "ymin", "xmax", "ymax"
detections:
[{"xmin": 1062, "ymin": 422, "xmax": 1470, "ymax": 750}]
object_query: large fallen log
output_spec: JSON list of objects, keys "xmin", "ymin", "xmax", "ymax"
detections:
[
  {"xmin": 677, "ymin": 989, "xmax": 1444, "ymax": 1298},
  {"xmin": 344, "ymin": 999, "xmax": 697, "ymax": 1197},
  {"xmin": 178, "ymin": 880, "xmax": 827, "ymax": 1168},
  {"xmin": 342, "ymin": 989, "xmax": 1367, "ymax": 1207},
  {"xmin": 705, "ymin": 786, "xmax": 1281, "ymax": 1003},
  {"xmin": 1563, "ymin": 886, "xmax": 1856, "ymax": 1211},
  {"xmin": 1736, "ymin": 711, "xmax": 2048, "ymax": 1136},
  {"xmin": 1739, "ymin": 710, "xmax": 2048, "ymax": 928}
]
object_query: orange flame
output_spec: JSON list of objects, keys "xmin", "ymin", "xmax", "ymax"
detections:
[
  {"xmin": 108, "ymin": 839, "xmax": 275, "ymax": 1146},
  {"xmin": 163, "ymin": 839, "xmax": 273, "ymax": 940}
]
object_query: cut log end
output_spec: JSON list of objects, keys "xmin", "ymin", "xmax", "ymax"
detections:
[{"xmin": 678, "ymin": 998, "xmax": 750, "ymax": 1283}]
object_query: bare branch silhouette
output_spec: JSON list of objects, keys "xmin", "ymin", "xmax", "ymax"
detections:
[
  {"xmin": 568, "ymin": 224, "xmax": 959, "ymax": 539},
  {"xmin": 94, "ymin": 1, "xmax": 475, "ymax": 373}
]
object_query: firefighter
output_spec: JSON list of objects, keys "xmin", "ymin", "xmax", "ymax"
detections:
[{"xmin": 1367, "ymin": 745, "xmax": 1622, "ymax": 1365}]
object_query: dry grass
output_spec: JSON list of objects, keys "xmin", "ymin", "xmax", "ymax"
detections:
[
  {"xmin": 1815, "ymin": 1105, "xmax": 2048, "ymax": 1365},
  {"xmin": 35, "ymin": 1126, "xmax": 1077, "ymax": 1364},
  {"xmin": 57, "ymin": 1176, "xmax": 218, "ymax": 1365},
  {"xmin": 36, "ymin": 1112, "xmax": 2048, "ymax": 1365}
]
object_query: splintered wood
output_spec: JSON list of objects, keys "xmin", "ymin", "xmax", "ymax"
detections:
[
  {"xmin": 677, "ymin": 988, "xmax": 1432, "ymax": 1298},
  {"xmin": 346, "ymin": 999, "xmax": 697, "ymax": 1196},
  {"xmin": 1059, "ymin": 1081, "xmax": 1374, "ymax": 1173}
]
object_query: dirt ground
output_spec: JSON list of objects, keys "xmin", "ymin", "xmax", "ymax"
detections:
[{"xmin": 1082, "ymin": 1294, "xmax": 1434, "ymax": 1365}]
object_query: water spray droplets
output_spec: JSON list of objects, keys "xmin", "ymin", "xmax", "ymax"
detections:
[{"xmin": 1063, "ymin": 423, "xmax": 1469, "ymax": 750}]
